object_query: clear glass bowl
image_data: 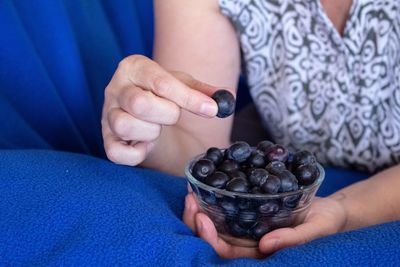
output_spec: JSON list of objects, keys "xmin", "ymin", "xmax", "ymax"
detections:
[{"xmin": 185, "ymin": 153, "xmax": 325, "ymax": 247}]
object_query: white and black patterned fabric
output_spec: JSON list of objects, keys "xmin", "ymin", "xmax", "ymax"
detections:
[{"xmin": 220, "ymin": 0, "xmax": 400, "ymax": 172}]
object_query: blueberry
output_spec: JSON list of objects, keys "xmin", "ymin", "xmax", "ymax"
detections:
[
  {"xmin": 251, "ymin": 186, "xmax": 263, "ymax": 194},
  {"xmin": 198, "ymin": 188, "xmax": 217, "ymax": 205},
  {"xmin": 227, "ymin": 220, "xmax": 247, "ymax": 237},
  {"xmin": 237, "ymin": 198, "xmax": 252, "ymax": 210},
  {"xmin": 212, "ymin": 89, "xmax": 236, "ymax": 118},
  {"xmin": 295, "ymin": 164, "xmax": 320, "ymax": 186},
  {"xmin": 265, "ymin": 144, "xmax": 289, "ymax": 162},
  {"xmin": 225, "ymin": 178, "xmax": 249, "ymax": 193},
  {"xmin": 261, "ymin": 175, "xmax": 281, "ymax": 194},
  {"xmin": 228, "ymin": 170, "xmax": 247, "ymax": 180},
  {"xmin": 219, "ymin": 199, "xmax": 238, "ymax": 216},
  {"xmin": 205, "ymin": 171, "xmax": 230, "ymax": 189},
  {"xmin": 247, "ymin": 150, "xmax": 267, "ymax": 168},
  {"xmin": 283, "ymin": 194, "xmax": 302, "ymax": 209},
  {"xmin": 205, "ymin": 147, "xmax": 224, "ymax": 165},
  {"xmin": 248, "ymin": 168, "xmax": 269, "ymax": 187},
  {"xmin": 251, "ymin": 223, "xmax": 271, "ymax": 240},
  {"xmin": 218, "ymin": 160, "xmax": 240, "ymax": 174},
  {"xmin": 226, "ymin": 141, "xmax": 252, "ymax": 163},
  {"xmin": 265, "ymin": 161, "xmax": 287, "ymax": 175},
  {"xmin": 192, "ymin": 159, "xmax": 215, "ymax": 181},
  {"xmin": 256, "ymin": 140, "xmax": 274, "ymax": 154},
  {"xmin": 278, "ymin": 170, "xmax": 299, "ymax": 192},
  {"xmin": 293, "ymin": 150, "xmax": 316, "ymax": 167},
  {"xmin": 258, "ymin": 200, "xmax": 280, "ymax": 214},
  {"xmin": 237, "ymin": 210, "xmax": 258, "ymax": 229}
]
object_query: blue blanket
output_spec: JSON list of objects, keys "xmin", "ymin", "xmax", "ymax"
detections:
[{"xmin": 1, "ymin": 150, "xmax": 399, "ymax": 266}]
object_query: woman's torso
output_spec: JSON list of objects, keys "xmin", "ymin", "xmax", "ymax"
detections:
[{"xmin": 220, "ymin": 0, "xmax": 400, "ymax": 172}]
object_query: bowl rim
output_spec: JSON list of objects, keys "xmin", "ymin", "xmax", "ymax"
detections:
[{"xmin": 185, "ymin": 152, "xmax": 325, "ymax": 199}]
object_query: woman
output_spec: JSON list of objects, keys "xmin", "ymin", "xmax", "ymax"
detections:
[{"xmin": 101, "ymin": 0, "xmax": 400, "ymax": 258}]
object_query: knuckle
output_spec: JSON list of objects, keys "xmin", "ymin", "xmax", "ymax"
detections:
[
  {"xmin": 167, "ymin": 105, "xmax": 181, "ymax": 125},
  {"xmin": 152, "ymin": 75, "xmax": 171, "ymax": 96},
  {"xmin": 129, "ymin": 94, "xmax": 149, "ymax": 116},
  {"xmin": 112, "ymin": 114, "xmax": 130, "ymax": 139},
  {"xmin": 119, "ymin": 54, "xmax": 146, "ymax": 70}
]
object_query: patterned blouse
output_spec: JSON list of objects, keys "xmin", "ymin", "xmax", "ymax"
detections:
[{"xmin": 219, "ymin": 0, "xmax": 400, "ymax": 173}]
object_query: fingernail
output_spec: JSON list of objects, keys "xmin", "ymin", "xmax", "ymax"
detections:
[
  {"xmin": 200, "ymin": 101, "xmax": 217, "ymax": 117},
  {"xmin": 264, "ymin": 238, "xmax": 279, "ymax": 252}
]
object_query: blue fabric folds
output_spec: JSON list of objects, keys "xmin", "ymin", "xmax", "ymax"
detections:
[
  {"xmin": 0, "ymin": 150, "xmax": 399, "ymax": 266},
  {"xmin": 0, "ymin": 0, "xmax": 153, "ymax": 156}
]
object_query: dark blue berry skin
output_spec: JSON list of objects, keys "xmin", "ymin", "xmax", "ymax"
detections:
[
  {"xmin": 237, "ymin": 210, "xmax": 258, "ymax": 229},
  {"xmin": 283, "ymin": 194, "xmax": 302, "ymax": 209},
  {"xmin": 261, "ymin": 175, "xmax": 281, "ymax": 194},
  {"xmin": 219, "ymin": 199, "xmax": 238, "ymax": 216},
  {"xmin": 192, "ymin": 159, "xmax": 215, "ymax": 182},
  {"xmin": 256, "ymin": 140, "xmax": 274, "ymax": 154},
  {"xmin": 205, "ymin": 171, "xmax": 230, "ymax": 189},
  {"xmin": 218, "ymin": 160, "xmax": 240, "ymax": 174},
  {"xmin": 251, "ymin": 186, "xmax": 263, "ymax": 194},
  {"xmin": 227, "ymin": 220, "xmax": 247, "ymax": 237},
  {"xmin": 247, "ymin": 150, "xmax": 267, "ymax": 168},
  {"xmin": 251, "ymin": 223, "xmax": 271, "ymax": 240},
  {"xmin": 279, "ymin": 170, "xmax": 299, "ymax": 192},
  {"xmin": 266, "ymin": 161, "xmax": 287, "ymax": 175},
  {"xmin": 295, "ymin": 164, "xmax": 320, "ymax": 186},
  {"xmin": 258, "ymin": 200, "xmax": 280, "ymax": 214},
  {"xmin": 198, "ymin": 188, "xmax": 217, "ymax": 205},
  {"xmin": 225, "ymin": 178, "xmax": 249, "ymax": 193},
  {"xmin": 248, "ymin": 168, "xmax": 269, "ymax": 187},
  {"xmin": 205, "ymin": 147, "xmax": 224, "ymax": 165},
  {"xmin": 265, "ymin": 144, "xmax": 289, "ymax": 162},
  {"xmin": 212, "ymin": 89, "xmax": 236, "ymax": 118},
  {"xmin": 226, "ymin": 141, "xmax": 252, "ymax": 163},
  {"xmin": 293, "ymin": 150, "xmax": 316, "ymax": 167},
  {"xmin": 228, "ymin": 170, "xmax": 247, "ymax": 180}
]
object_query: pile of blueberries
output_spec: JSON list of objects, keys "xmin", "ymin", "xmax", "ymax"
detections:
[{"xmin": 189, "ymin": 140, "xmax": 321, "ymax": 241}]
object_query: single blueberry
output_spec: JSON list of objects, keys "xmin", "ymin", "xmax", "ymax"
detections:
[
  {"xmin": 293, "ymin": 150, "xmax": 316, "ymax": 167},
  {"xmin": 251, "ymin": 223, "xmax": 271, "ymax": 240},
  {"xmin": 295, "ymin": 164, "xmax": 320, "ymax": 186},
  {"xmin": 228, "ymin": 170, "xmax": 247, "ymax": 180},
  {"xmin": 283, "ymin": 193, "xmax": 302, "ymax": 209},
  {"xmin": 265, "ymin": 161, "xmax": 287, "ymax": 175},
  {"xmin": 258, "ymin": 200, "xmax": 281, "ymax": 215},
  {"xmin": 226, "ymin": 141, "xmax": 252, "ymax": 163},
  {"xmin": 237, "ymin": 198, "xmax": 252, "ymax": 210},
  {"xmin": 248, "ymin": 168, "xmax": 269, "ymax": 187},
  {"xmin": 247, "ymin": 150, "xmax": 267, "ymax": 168},
  {"xmin": 191, "ymin": 159, "xmax": 215, "ymax": 182},
  {"xmin": 265, "ymin": 144, "xmax": 289, "ymax": 162},
  {"xmin": 198, "ymin": 188, "xmax": 217, "ymax": 205},
  {"xmin": 212, "ymin": 89, "xmax": 236, "ymax": 118},
  {"xmin": 261, "ymin": 175, "xmax": 281, "ymax": 194},
  {"xmin": 227, "ymin": 220, "xmax": 248, "ymax": 237},
  {"xmin": 251, "ymin": 186, "xmax": 263, "ymax": 194},
  {"xmin": 225, "ymin": 178, "xmax": 249, "ymax": 193},
  {"xmin": 205, "ymin": 147, "xmax": 224, "ymax": 165},
  {"xmin": 219, "ymin": 199, "xmax": 238, "ymax": 216},
  {"xmin": 218, "ymin": 160, "xmax": 240, "ymax": 174},
  {"xmin": 256, "ymin": 140, "xmax": 274, "ymax": 154},
  {"xmin": 237, "ymin": 210, "xmax": 258, "ymax": 229},
  {"xmin": 205, "ymin": 171, "xmax": 230, "ymax": 189},
  {"xmin": 278, "ymin": 170, "xmax": 299, "ymax": 192}
]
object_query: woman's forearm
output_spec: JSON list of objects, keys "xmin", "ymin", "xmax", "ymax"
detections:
[{"xmin": 330, "ymin": 165, "xmax": 400, "ymax": 231}]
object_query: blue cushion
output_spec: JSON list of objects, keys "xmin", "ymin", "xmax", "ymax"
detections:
[{"xmin": 0, "ymin": 150, "xmax": 399, "ymax": 266}]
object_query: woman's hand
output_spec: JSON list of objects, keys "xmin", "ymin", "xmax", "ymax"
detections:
[
  {"xmin": 102, "ymin": 55, "xmax": 218, "ymax": 166},
  {"xmin": 183, "ymin": 192, "xmax": 347, "ymax": 259}
]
